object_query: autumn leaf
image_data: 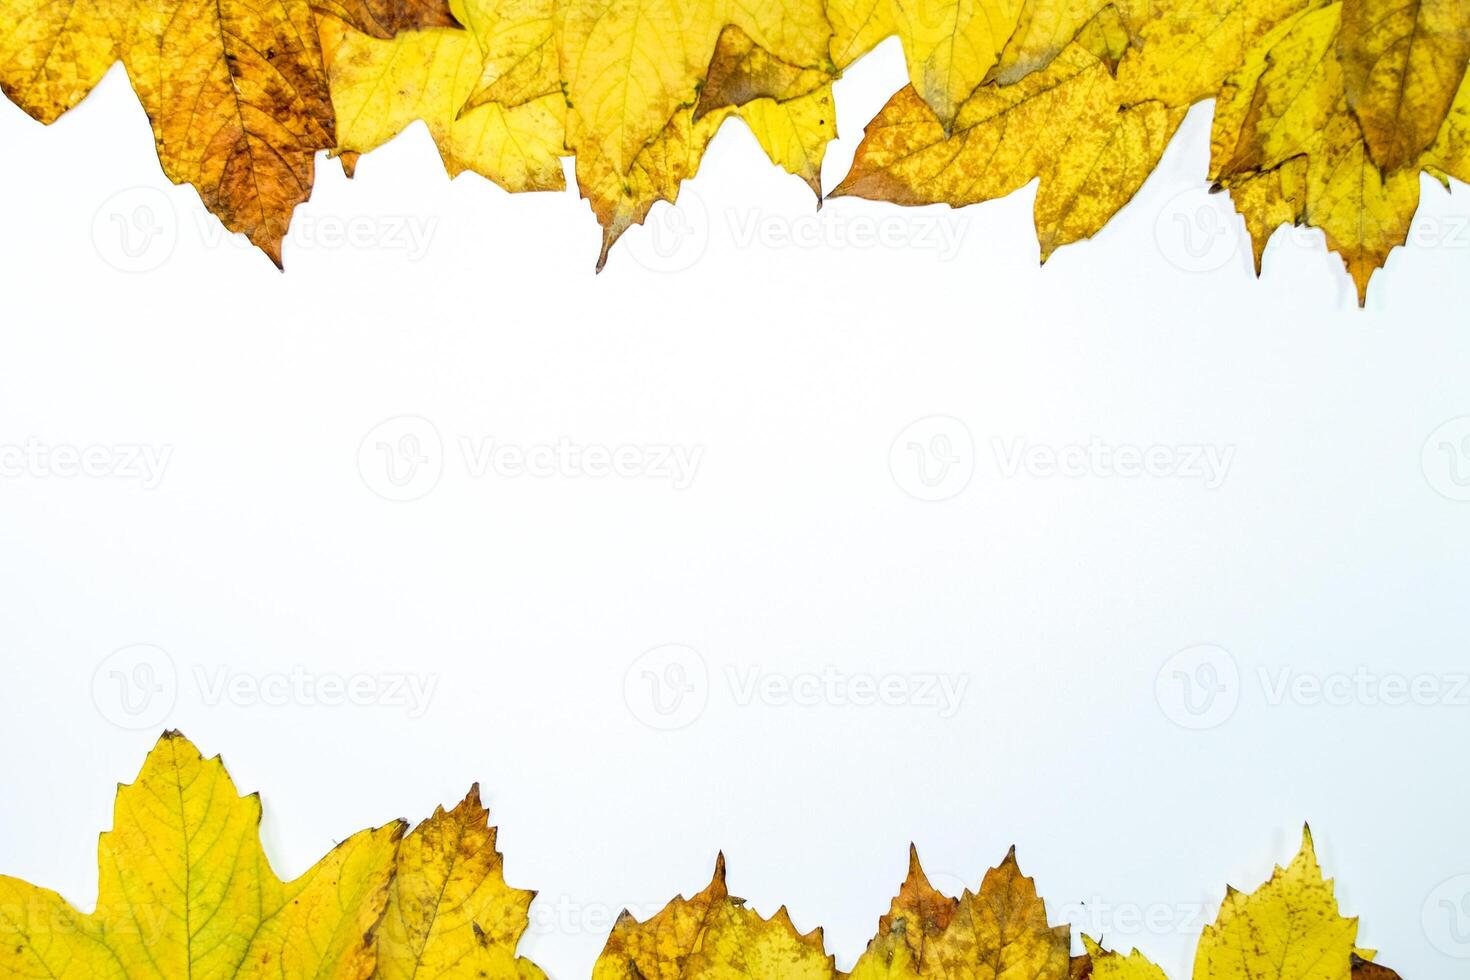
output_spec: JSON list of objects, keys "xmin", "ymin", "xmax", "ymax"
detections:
[
  {"xmin": 585, "ymin": 29, "xmax": 837, "ymax": 267},
  {"xmin": 1351, "ymin": 953, "xmax": 1402, "ymax": 980},
  {"xmin": 1078, "ymin": 937, "xmax": 1168, "ymax": 980},
  {"xmin": 1338, "ymin": 0, "xmax": 1470, "ymax": 171},
  {"xmin": 0, "ymin": 733, "xmax": 1417, "ymax": 980},
  {"xmin": 1220, "ymin": 157, "xmax": 1308, "ymax": 274},
  {"xmin": 1111, "ymin": 0, "xmax": 1318, "ymax": 108},
  {"xmin": 848, "ymin": 845, "xmax": 959, "ymax": 980},
  {"xmin": 591, "ymin": 853, "xmax": 838, "ymax": 980},
  {"xmin": 0, "ymin": 730, "xmax": 403, "ymax": 979},
  {"xmin": 321, "ymin": 0, "xmax": 567, "ymax": 193},
  {"xmin": 851, "ymin": 845, "xmax": 1069, "ymax": 980},
  {"xmin": 1304, "ymin": 104, "xmax": 1421, "ymax": 303},
  {"xmin": 0, "ymin": 0, "xmax": 126, "ymax": 122},
  {"xmin": 5, "ymin": 0, "xmax": 1469, "ymax": 296},
  {"xmin": 376, "ymin": 783, "xmax": 547, "ymax": 980},
  {"xmin": 316, "ymin": 0, "xmax": 458, "ymax": 39},
  {"xmin": 832, "ymin": 44, "xmax": 1183, "ymax": 260},
  {"xmin": 1194, "ymin": 826, "xmax": 1360, "ymax": 980}
]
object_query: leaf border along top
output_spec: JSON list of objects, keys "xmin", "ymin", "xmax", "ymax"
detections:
[{"xmin": 2, "ymin": 0, "xmax": 1467, "ymax": 299}]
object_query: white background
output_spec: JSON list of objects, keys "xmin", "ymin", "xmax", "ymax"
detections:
[{"xmin": 3, "ymin": 38, "xmax": 1470, "ymax": 980}]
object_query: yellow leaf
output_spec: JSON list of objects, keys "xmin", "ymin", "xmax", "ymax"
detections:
[
  {"xmin": 559, "ymin": 0, "xmax": 827, "ymax": 200},
  {"xmin": 923, "ymin": 848, "xmax": 1069, "ymax": 980},
  {"xmin": 1194, "ymin": 826, "xmax": 1360, "ymax": 980},
  {"xmin": 583, "ymin": 28, "xmax": 837, "ymax": 266},
  {"xmin": 825, "ymin": 0, "xmax": 1024, "ymax": 126},
  {"xmin": 1080, "ymin": 936, "xmax": 1168, "ymax": 980},
  {"xmin": 828, "ymin": 0, "xmax": 897, "ymax": 71},
  {"xmin": 1338, "ymin": 0, "xmax": 1470, "ymax": 171},
  {"xmin": 376, "ymin": 784, "xmax": 547, "ymax": 980},
  {"xmin": 0, "ymin": 0, "xmax": 126, "ymax": 122},
  {"xmin": 314, "ymin": 0, "xmax": 458, "ymax": 39},
  {"xmin": 696, "ymin": 25, "xmax": 833, "ymax": 119},
  {"xmin": 994, "ymin": 0, "xmax": 1112, "ymax": 84},
  {"xmin": 1223, "ymin": 156, "xmax": 1307, "ymax": 273},
  {"xmin": 321, "ymin": 0, "xmax": 566, "ymax": 193},
  {"xmin": 736, "ymin": 86, "xmax": 835, "ymax": 200},
  {"xmin": 591, "ymin": 854, "xmax": 838, "ymax": 980},
  {"xmin": 1211, "ymin": 3, "xmax": 1342, "ymax": 179},
  {"xmin": 462, "ymin": 0, "xmax": 561, "ymax": 108},
  {"xmin": 1425, "ymin": 59, "xmax": 1470, "ymax": 183},
  {"xmin": 849, "ymin": 845, "xmax": 959, "ymax": 980},
  {"xmin": 0, "ymin": 730, "xmax": 403, "ymax": 979},
  {"xmin": 1070, "ymin": 5, "xmax": 1132, "ymax": 75},
  {"xmin": 1113, "ymin": 0, "xmax": 1319, "ymax": 107},
  {"xmin": 1304, "ymin": 105, "xmax": 1420, "ymax": 304},
  {"xmin": 832, "ymin": 44, "xmax": 1182, "ymax": 259},
  {"xmin": 122, "ymin": 0, "xmax": 339, "ymax": 265}
]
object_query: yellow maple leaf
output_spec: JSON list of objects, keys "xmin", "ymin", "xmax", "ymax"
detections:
[
  {"xmin": 849, "ymin": 845, "xmax": 959, "ymax": 980},
  {"xmin": 1338, "ymin": 0, "xmax": 1470, "ymax": 171},
  {"xmin": 376, "ymin": 784, "xmax": 547, "ymax": 980},
  {"xmin": 591, "ymin": 854, "xmax": 837, "ymax": 980},
  {"xmin": 851, "ymin": 845, "xmax": 1068, "ymax": 980},
  {"xmin": 832, "ymin": 44, "xmax": 1183, "ymax": 260},
  {"xmin": 0, "ymin": 730, "xmax": 403, "ymax": 979},
  {"xmin": 320, "ymin": 0, "xmax": 567, "ymax": 192},
  {"xmin": 1194, "ymin": 826, "xmax": 1360, "ymax": 980},
  {"xmin": 924, "ymin": 847, "xmax": 1070, "ymax": 980}
]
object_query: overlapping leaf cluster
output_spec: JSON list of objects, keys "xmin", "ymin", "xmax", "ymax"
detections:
[
  {"xmin": 0, "ymin": 732, "xmax": 1409, "ymax": 980},
  {"xmin": 3, "ymin": 0, "xmax": 1467, "ymax": 295}
]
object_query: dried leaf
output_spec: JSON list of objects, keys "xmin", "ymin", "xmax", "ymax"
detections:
[
  {"xmin": 1194, "ymin": 826, "xmax": 1360, "ymax": 980},
  {"xmin": 377, "ymin": 784, "xmax": 546, "ymax": 980},
  {"xmin": 0, "ymin": 731, "xmax": 403, "ymax": 979}
]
